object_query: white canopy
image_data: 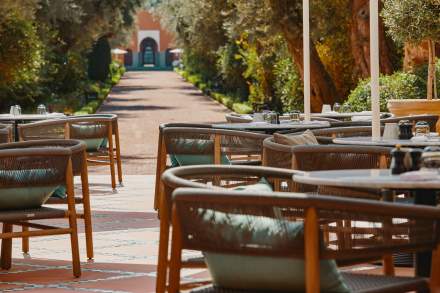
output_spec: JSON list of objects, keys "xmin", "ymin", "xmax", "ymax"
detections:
[
  {"xmin": 169, "ymin": 48, "xmax": 183, "ymax": 54},
  {"xmin": 111, "ymin": 48, "xmax": 128, "ymax": 55}
]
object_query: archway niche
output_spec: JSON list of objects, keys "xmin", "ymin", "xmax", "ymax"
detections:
[{"xmin": 139, "ymin": 37, "xmax": 158, "ymax": 66}]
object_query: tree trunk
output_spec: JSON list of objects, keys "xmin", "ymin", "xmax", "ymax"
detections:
[
  {"xmin": 281, "ymin": 27, "xmax": 339, "ymax": 112},
  {"xmin": 350, "ymin": 0, "xmax": 395, "ymax": 77}
]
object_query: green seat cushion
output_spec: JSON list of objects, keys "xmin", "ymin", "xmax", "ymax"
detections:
[
  {"xmin": 0, "ymin": 169, "xmax": 59, "ymax": 210},
  {"xmin": 169, "ymin": 138, "xmax": 231, "ymax": 167},
  {"xmin": 83, "ymin": 138, "xmax": 105, "ymax": 152},
  {"xmin": 202, "ymin": 211, "xmax": 349, "ymax": 292},
  {"xmin": 51, "ymin": 185, "xmax": 66, "ymax": 199},
  {"xmin": 170, "ymin": 154, "xmax": 230, "ymax": 166},
  {"xmin": 70, "ymin": 124, "xmax": 107, "ymax": 151},
  {"xmin": 0, "ymin": 186, "xmax": 58, "ymax": 210}
]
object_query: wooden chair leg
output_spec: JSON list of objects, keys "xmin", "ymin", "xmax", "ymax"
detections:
[
  {"xmin": 114, "ymin": 123, "xmax": 123, "ymax": 185},
  {"xmin": 81, "ymin": 152, "xmax": 94, "ymax": 260},
  {"xmin": 22, "ymin": 224, "xmax": 29, "ymax": 254},
  {"xmin": 107, "ymin": 124, "xmax": 117, "ymax": 190},
  {"xmin": 1, "ymin": 223, "xmax": 13, "ymax": 270},
  {"xmin": 66, "ymin": 159, "xmax": 81, "ymax": 277},
  {"xmin": 156, "ymin": 198, "xmax": 171, "ymax": 293},
  {"xmin": 154, "ymin": 135, "xmax": 167, "ymax": 212},
  {"xmin": 305, "ymin": 208, "xmax": 320, "ymax": 293},
  {"xmin": 168, "ymin": 206, "xmax": 183, "ymax": 293},
  {"xmin": 430, "ymin": 245, "xmax": 440, "ymax": 292}
]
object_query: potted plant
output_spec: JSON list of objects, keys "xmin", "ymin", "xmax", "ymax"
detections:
[{"xmin": 382, "ymin": 0, "xmax": 439, "ymax": 129}]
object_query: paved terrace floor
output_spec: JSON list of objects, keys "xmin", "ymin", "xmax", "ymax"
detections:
[{"xmin": 1, "ymin": 71, "xmax": 412, "ymax": 292}]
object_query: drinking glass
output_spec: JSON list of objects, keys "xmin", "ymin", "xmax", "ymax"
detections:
[
  {"xmin": 37, "ymin": 104, "xmax": 47, "ymax": 115},
  {"xmin": 321, "ymin": 104, "xmax": 331, "ymax": 113},
  {"xmin": 333, "ymin": 103, "xmax": 341, "ymax": 112}
]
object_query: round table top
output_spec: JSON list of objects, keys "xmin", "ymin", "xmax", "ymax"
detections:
[
  {"xmin": 304, "ymin": 112, "xmax": 374, "ymax": 119},
  {"xmin": 333, "ymin": 136, "xmax": 440, "ymax": 147},
  {"xmin": 293, "ymin": 169, "xmax": 440, "ymax": 190},
  {"xmin": 0, "ymin": 113, "xmax": 65, "ymax": 121},
  {"xmin": 213, "ymin": 121, "xmax": 330, "ymax": 131}
]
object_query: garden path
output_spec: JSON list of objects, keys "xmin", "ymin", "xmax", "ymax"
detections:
[{"xmin": 93, "ymin": 70, "xmax": 229, "ymax": 175}]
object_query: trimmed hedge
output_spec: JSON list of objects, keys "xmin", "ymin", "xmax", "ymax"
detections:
[{"xmin": 179, "ymin": 69, "xmax": 252, "ymax": 114}]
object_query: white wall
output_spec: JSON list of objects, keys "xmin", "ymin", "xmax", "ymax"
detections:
[{"xmin": 137, "ymin": 30, "xmax": 160, "ymax": 51}]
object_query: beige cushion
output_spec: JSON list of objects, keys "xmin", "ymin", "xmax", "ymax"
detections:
[{"xmin": 273, "ymin": 129, "xmax": 318, "ymax": 146}]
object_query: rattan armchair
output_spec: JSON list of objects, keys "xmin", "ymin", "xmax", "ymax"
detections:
[
  {"xmin": 18, "ymin": 115, "xmax": 121, "ymax": 190},
  {"xmin": 157, "ymin": 165, "xmax": 299, "ymax": 293},
  {"xmin": 154, "ymin": 126, "xmax": 270, "ymax": 211},
  {"xmin": 263, "ymin": 142, "xmax": 390, "ymax": 196},
  {"xmin": 0, "ymin": 142, "xmax": 81, "ymax": 277},
  {"xmin": 0, "ymin": 139, "xmax": 94, "ymax": 260},
  {"xmin": 0, "ymin": 123, "xmax": 12, "ymax": 143},
  {"xmin": 168, "ymin": 188, "xmax": 440, "ymax": 293}
]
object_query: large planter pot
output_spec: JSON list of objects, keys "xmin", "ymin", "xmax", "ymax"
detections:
[{"xmin": 387, "ymin": 99, "xmax": 440, "ymax": 132}]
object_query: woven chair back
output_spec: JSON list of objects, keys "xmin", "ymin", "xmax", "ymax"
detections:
[
  {"xmin": 172, "ymin": 188, "xmax": 440, "ymax": 260},
  {"xmin": 162, "ymin": 127, "xmax": 269, "ymax": 160},
  {"xmin": 0, "ymin": 139, "xmax": 86, "ymax": 176}
]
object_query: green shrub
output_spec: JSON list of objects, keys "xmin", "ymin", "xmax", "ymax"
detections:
[
  {"xmin": 232, "ymin": 103, "xmax": 252, "ymax": 114},
  {"xmin": 344, "ymin": 71, "xmax": 425, "ymax": 112}
]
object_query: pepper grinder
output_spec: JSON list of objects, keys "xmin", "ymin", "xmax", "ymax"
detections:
[
  {"xmin": 409, "ymin": 149, "xmax": 423, "ymax": 171},
  {"xmin": 390, "ymin": 145, "xmax": 406, "ymax": 175}
]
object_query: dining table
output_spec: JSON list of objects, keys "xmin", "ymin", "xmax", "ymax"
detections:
[
  {"xmin": 293, "ymin": 168, "xmax": 440, "ymax": 278},
  {"xmin": 0, "ymin": 113, "xmax": 65, "ymax": 141},
  {"xmin": 212, "ymin": 120, "xmax": 330, "ymax": 134},
  {"xmin": 333, "ymin": 136, "xmax": 440, "ymax": 148}
]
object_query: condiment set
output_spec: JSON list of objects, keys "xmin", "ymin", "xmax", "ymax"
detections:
[{"xmin": 390, "ymin": 145, "xmax": 437, "ymax": 175}]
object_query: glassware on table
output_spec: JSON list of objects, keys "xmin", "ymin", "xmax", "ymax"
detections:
[
  {"xmin": 383, "ymin": 123, "xmax": 399, "ymax": 140},
  {"xmin": 341, "ymin": 104, "xmax": 351, "ymax": 113},
  {"xmin": 10, "ymin": 105, "xmax": 21, "ymax": 116},
  {"xmin": 414, "ymin": 121, "xmax": 430, "ymax": 137},
  {"xmin": 37, "ymin": 104, "xmax": 47, "ymax": 115},
  {"xmin": 253, "ymin": 112, "xmax": 264, "ymax": 122},
  {"xmin": 264, "ymin": 111, "xmax": 278, "ymax": 124},
  {"xmin": 321, "ymin": 104, "xmax": 332, "ymax": 113},
  {"xmin": 289, "ymin": 111, "xmax": 301, "ymax": 122},
  {"xmin": 333, "ymin": 103, "xmax": 341, "ymax": 112}
]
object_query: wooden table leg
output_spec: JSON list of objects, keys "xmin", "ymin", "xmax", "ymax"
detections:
[{"xmin": 414, "ymin": 189, "xmax": 437, "ymax": 278}]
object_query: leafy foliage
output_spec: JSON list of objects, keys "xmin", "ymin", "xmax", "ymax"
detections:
[
  {"xmin": 344, "ymin": 72, "xmax": 426, "ymax": 112},
  {"xmin": 382, "ymin": 0, "xmax": 440, "ymax": 45},
  {"xmin": 0, "ymin": 0, "xmax": 145, "ymax": 112}
]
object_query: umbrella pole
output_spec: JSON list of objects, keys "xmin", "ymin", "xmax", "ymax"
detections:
[{"xmin": 370, "ymin": 0, "xmax": 381, "ymax": 140}]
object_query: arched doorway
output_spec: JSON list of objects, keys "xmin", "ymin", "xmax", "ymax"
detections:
[
  {"xmin": 124, "ymin": 49, "xmax": 133, "ymax": 66},
  {"xmin": 140, "ymin": 37, "xmax": 158, "ymax": 66}
]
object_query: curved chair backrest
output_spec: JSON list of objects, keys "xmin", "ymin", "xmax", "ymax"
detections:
[
  {"xmin": 161, "ymin": 165, "xmax": 299, "ymax": 216},
  {"xmin": 69, "ymin": 114, "xmax": 118, "ymax": 134},
  {"xmin": 155, "ymin": 126, "xmax": 270, "ymax": 211},
  {"xmin": 18, "ymin": 117, "xmax": 113, "ymax": 141},
  {"xmin": 0, "ymin": 144, "xmax": 72, "ymax": 189},
  {"xmin": 310, "ymin": 126, "xmax": 381, "ymax": 138},
  {"xmin": 162, "ymin": 127, "xmax": 270, "ymax": 163},
  {"xmin": 290, "ymin": 144, "xmax": 391, "ymax": 171},
  {"xmin": 0, "ymin": 139, "xmax": 86, "ymax": 176},
  {"xmin": 381, "ymin": 114, "xmax": 439, "ymax": 132},
  {"xmin": 169, "ymin": 187, "xmax": 440, "ymax": 292}
]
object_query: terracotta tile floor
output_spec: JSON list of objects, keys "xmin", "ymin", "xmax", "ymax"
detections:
[{"xmin": 0, "ymin": 175, "xmax": 192, "ymax": 292}]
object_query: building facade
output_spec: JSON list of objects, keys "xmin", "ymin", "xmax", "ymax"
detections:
[{"xmin": 123, "ymin": 10, "xmax": 175, "ymax": 70}]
